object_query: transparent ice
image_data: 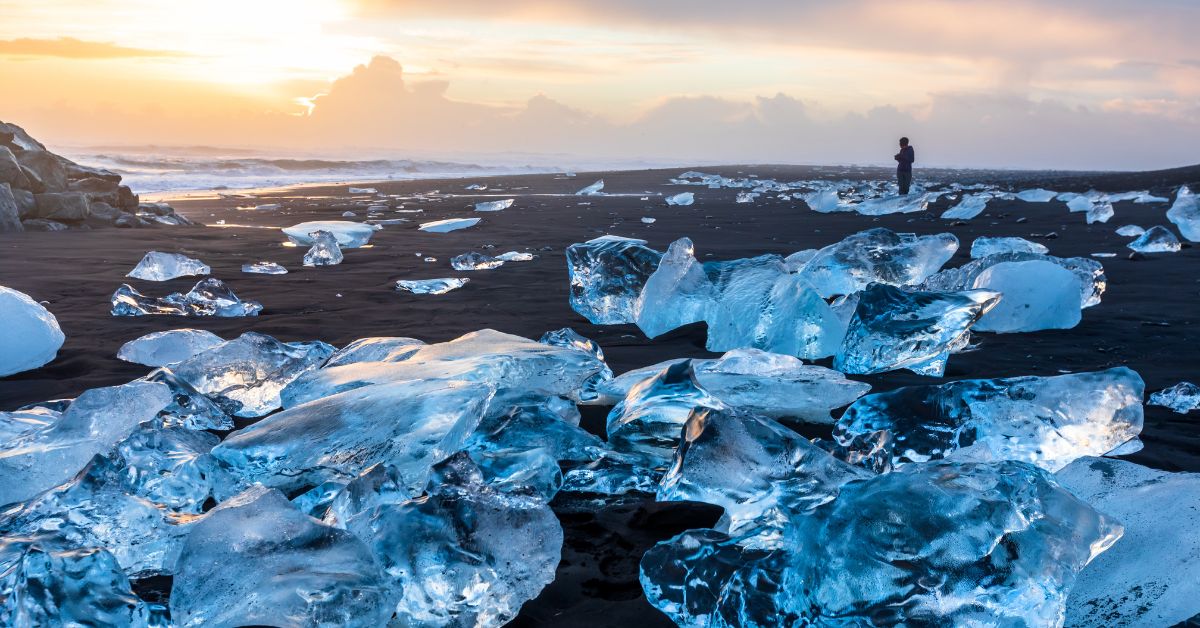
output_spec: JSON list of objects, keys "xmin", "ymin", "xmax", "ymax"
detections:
[
  {"xmin": 140, "ymin": 368, "xmax": 235, "ymax": 430},
  {"xmin": 1166, "ymin": 185, "xmax": 1199, "ymax": 241},
  {"xmin": 126, "ymin": 251, "xmax": 211, "ymax": 282},
  {"xmin": 566, "ymin": 235, "xmax": 662, "ymax": 324},
  {"xmin": 633, "ymin": 237, "xmax": 714, "ymax": 338},
  {"xmin": 1148, "ymin": 381, "xmax": 1200, "ymax": 413},
  {"xmin": 418, "ymin": 218, "xmax": 480, "ymax": 233},
  {"xmin": 475, "ymin": 198, "xmax": 514, "ymax": 212},
  {"xmin": 325, "ymin": 337, "xmax": 425, "ymax": 367},
  {"xmin": 116, "ymin": 329, "xmax": 224, "ymax": 367},
  {"xmin": 1115, "ymin": 224, "xmax": 1145, "ymax": 237},
  {"xmin": 114, "ymin": 425, "xmax": 223, "ymax": 513},
  {"xmin": 282, "ymin": 220, "xmax": 380, "ymax": 247},
  {"xmin": 851, "ymin": 192, "xmax": 930, "ymax": 215},
  {"xmin": 796, "ymin": 228, "xmax": 959, "ymax": 298},
  {"xmin": 803, "ymin": 188, "xmax": 844, "ymax": 213},
  {"xmin": 940, "ymin": 192, "xmax": 990, "ymax": 220},
  {"xmin": 1127, "ymin": 225, "xmax": 1182, "ymax": 253},
  {"xmin": 576, "ymin": 179, "xmax": 604, "ymax": 195},
  {"xmin": 665, "ymin": 192, "xmax": 694, "ymax": 206},
  {"xmin": 111, "ymin": 278, "xmax": 263, "ymax": 317},
  {"xmin": 1017, "ymin": 188, "xmax": 1057, "ymax": 202},
  {"xmin": 0, "ymin": 285, "xmax": 65, "ymax": 377},
  {"xmin": 395, "ymin": 277, "xmax": 469, "ymax": 294},
  {"xmin": 970, "ymin": 236, "xmax": 1048, "ymax": 258},
  {"xmin": 241, "ymin": 261, "xmax": 287, "ymax": 274},
  {"xmin": 922, "ymin": 251, "xmax": 1106, "ymax": 308},
  {"xmin": 302, "ymin": 230, "xmax": 343, "ymax": 266},
  {"xmin": 607, "ymin": 361, "xmax": 722, "ymax": 463},
  {"xmin": 971, "ymin": 260, "xmax": 1083, "ymax": 332},
  {"xmin": 451, "ymin": 251, "xmax": 504, "ymax": 271}
]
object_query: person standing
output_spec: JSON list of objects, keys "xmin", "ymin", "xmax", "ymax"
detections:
[{"xmin": 895, "ymin": 137, "xmax": 915, "ymax": 195}]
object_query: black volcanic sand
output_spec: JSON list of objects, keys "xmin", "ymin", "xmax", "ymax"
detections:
[{"xmin": 2, "ymin": 164, "xmax": 1199, "ymax": 626}]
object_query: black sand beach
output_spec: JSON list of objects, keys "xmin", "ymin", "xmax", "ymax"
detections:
[{"xmin": 2, "ymin": 164, "xmax": 1199, "ymax": 625}]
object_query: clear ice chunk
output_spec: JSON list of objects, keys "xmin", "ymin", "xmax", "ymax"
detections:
[
  {"xmin": 302, "ymin": 230, "xmax": 343, "ymax": 266},
  {"xmin": 116, "ymin": 329, "xmax": 224, "ymax": 367},
  {"xmin": 241, "ymin": 261, "xmax": 287, "ymax": 274},
  {"xmin": 474, "ymin": 198, "xmax": 514, "ymax": 212},
  {"xmin": 833, "ymin": 367, "xmax": 1145, "ymax": 472},
  {"xmin": 566, "ymin": 235, "xmax": 662, "ymax": 324},
  {"xmin": 111, "ymin": 278, "xmax": 263, "ymax": 317},
  {"xmin": 495, "ymin": 251, "xmax": 534, "ymax": 262},
  {"xmin": 418, "ymin": 218, "xmax": 480, "ymax": 233},
  {"xmin": 606, "ymin": 361, "xmax": 722, "ymax": 463},
  {"xmin": 797, "ymin": 228, "xmax": 959, "ymax": 298},
  {"xmin": 940, "ymin": 192, "xmax": 989, "ymax": 219},
  {"xmin": 1115, "ymin": 224, "xmax": 1145, "ymax": 237},
  {"xmin": 0, "ymin": 285, "xmax": 65, "ymax": 377},
  {"xmin": 126, "ymin": 251, "xmax": 210, "ymax": 282},
  {"xmin": 170, "ymin": 486, "xmax": 389, "ymax": 627},
  {"xmin": 1148, "ymin": 381, "xmax": 1200, "ymax": 413},
  {"xmin": 706, "ymin": 268, "xmax": 844, "ymax": 359},
  {"xmin": 803, "ymin": 188, "xmax": 845, "ymax": 213},
  {"xmin": 171, "ymin": 331, "xmax": 334, "ymax": 418},
  {"xmin": 538, "ymin": 327, "xmax": 612, "ymax": 402},
  {"xmin": 851, "ymin": 192, "xmax": 930, "ymax": 215},
  {"xmin": 348, "ymin": 186, "xmax": 377, "ymax": 193},
  {"xmin": 576, "ymin": 179, "xmax": 604, "ymax": 195},
  {"xmin": 692, "ymin": 349, "xmax": 869, "ymax": 423},
  {"xmin": 395, "ymin": 277, "xmax": 469, "ymax": 294},
  {"xmin": 1017, "ymin": 188, "xmax": 1057, "ymax": 202},
  {"xmin": 141, "ymin": 367, "xmax": 235, "ymax": 431},
  {"xmin": 1166, "ymin": 185, "xmax": 1200, "ymax": 241},
  {"xmin": 1087, "ymin": 201, "xmax": 1115, "ymax": 224},
  {"xmin": 665, "ymin": 192, "xmax": 694, "ymax": 206},
  {"xmin": 970, "ymin": 235, "xmax": 1048, "ymax": 258},
  {"xmin": 282, "ymin": 220, "xmax": 380, "ymax": 247},
  {"xmin": 1127, "ymin": 225, "xmax": 1182, "ymax": 253},
  {"xmin": 833, "ymin": 283, "xmax": 1000, "ymax": 376},
  {"xmin": 922, "ymin": 251, "xmax": 1106, "ymax": 308},
  {"xmin": 115, "ymin": 425, "xmax": 223, "ymax": 513},
  {"xmin": 451, "ymin": 251, "xmax": 504, "ymax": 270},
  {"xmin": 970, "ymin": 260, "xmax": 1083, "ymax": 332},
  {"xmin": 325, "ymin": 337, "xmax": 426, "ymax": 367},
  {"xmin": 634, "ymin": 237, "xmax": 715, "ymax": 338}
]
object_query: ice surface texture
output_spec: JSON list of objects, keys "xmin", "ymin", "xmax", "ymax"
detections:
[
  {"xmin": 1166, "ymin": 185, "xmax": 1199, "ymax": 241},
  {"xmin": 302, "ymin": 230, "xmax": 343, "ymax": 266},
  {"xmin": 281, "ymin": 220, "xmax": 379, "ymax": 247},
  {"xmin": 1127, "ymin": 225, "xmax": 1182, "ymax": 253},
  {"xmin": 567, "ymin": 235, "xmax": 662, "ymax": 324},
  {"xmin": 970, "ymin": 260, "xmax": 1083, "ymax": 332},
  {"xmin": 1149, "ymin": 381, "xmax": 1200, "ymax": 413},
  {"xmin": 126, "ymin": 251, "xmax": 211, "ymax": 282},
  {"xmin": 474, "ymin": 198, "xmax": 514, "ymax": 212},
  {"xmin": 419, "ymin": 218, "xmax": 480, "ymax": 233},
  {"xmin": 923, "ymin": 251, "xmax": 1106, "ymax": 309},
  {"xmin": 395, "ymin": 278, "xmax": 469, "ymax": 294},
  {"xmin": 111, "ymin": 278, "xmax": 263, "ymax": 317},
  {"xmin": 116, "ymin": 329, "xmax": 224, "ymax": 367},
  {"xmin": 241, "ymin": 261, "xmax": 287, "ymax": 274},
  {"xmin": 0, "ymin": 285, "xmax": 65, "ymax": 377}
]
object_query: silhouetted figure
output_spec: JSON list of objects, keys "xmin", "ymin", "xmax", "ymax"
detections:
[{"xmin": 895, "ymin": 137, "xmax": 915, "ymax": 195}]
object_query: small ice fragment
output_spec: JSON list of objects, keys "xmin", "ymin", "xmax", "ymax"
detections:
[
  {"xmin": 0, "ymin": 285, "xmax": 65, "ymax": 377},
  {"xmin": 804, "ymin": 188, "xmax": 845, "ymax": 213},
  {"xmin": 970, "ymin": 260, "xmax": 1083, "ymax": 332},
  {"xmin": 1016, "ymin": 188, "xmax": 1057, "ymax": 202},
  {"xmin": 302, "ymin": 230, "xmax": 344, "ymax": 266},
  {"xmin": 347, "ymin": 186, "xmax": 377, "ymax": 194},
  {"xmin": 665, "ymin": 192, "xmax": 694, "ymax": 206},
  {"xmin": 495, "ymin": 251, "xmax": 533, "ymax": 262},
  {"xmin": 475, "ymin": 198, "xmax": 514, "ymax": 212},
  {"xmin": 253, "ymin": 203, "xmax": 280, "ymax": 210},
  {"xmin": 1127, "ymin": 225, "xmax": 1182, "ymax": 253},
  {"xmin": 242, "ymin": 261, "xmax": 287, "ymax": 274},
  {"xmin": 1090, "ymin": 252, "xmax": 1117, "ymax": 258},
  {"xmin": 465, "ymin": 183, "xmax": 487, "ymax": 190},
  {"xmin": 127, "ymin": 251, "xmax": 211, "ymax": 282},
  {"xmin": 735, "ymin": 191, "xmax": 759, "ymax": 203},
  {"xmin": 282, "ymin": 220, "xmax": 380, "ymax": 247},
  {"xmin": 1148, "ymin": 381, "xmax": 1200, "ymax": 413},
  {"xmin": 396, "ymin": 278, "xmax": 469, "ymax": 294},
  {"xmin": 1115, "ymin": 224, "xmax": 1145, "ymax": 237},
  {"xmin": 451, "ymin": 252, "xmax": 503, "ymax": 271},
  {"xmin": 576, "ymin": 179, "xmax": 604, "ymax": 195},
  {"xmin": 117, "ymin": 329, "xmax": 224, "ymax": 367},
  {"xmin": 852, "ymin": 192, "xmax": 931, "ymax": 215},
  {"xmin": 1067, "ymin": 196, "xmax": 1094, "ymax": 213},
  {"xmin": 970, "ymin": 236, "xmax": 1048, "ymax": 258},
  {"xmin": 111, "ymin": 278, "xmax": 263, "ymax": 317},
  {"xmin": 418, "ymin": 218, "xmax": 480, "ymax": 233},
  {"xmin": 941, "ymin": 192, "xmax": 990, "ymax": 220},
  {"xmin": 641, "ymin": 217, "xmax": 656, "ymax": 224}
]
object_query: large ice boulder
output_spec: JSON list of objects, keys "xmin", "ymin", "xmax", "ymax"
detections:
[
  {"xmin": 970, "ymin": 260, "xmax": 1083, "ymax": 332},
  {"xmin": 0, "ymin": 285, "xmax": 65, "ymax": 377}
]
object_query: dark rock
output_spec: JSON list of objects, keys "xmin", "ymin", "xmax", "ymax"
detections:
[
  {"xmin": 68, "ymin": 176, "xmax": 119, "ymax": 195},
  {"xmin": 33, "ymin": 192, "xmax": 90, "ymax": 221},
  {"xmin": 115, "ymin": 212, "xmax": 152, "ymax": 228},
  {"xmin": 11, "ymin": 188, "xmax": 35, "ymax": 217},
  {"xmin": 0, "ymin": 146, "xmax": 30, "ymax": 189},
  {"xmin": 85, "ymin": 201, "xmax": 122, "ymax": 227},
  {"xmin": 140, "ymin": 201, "xmax": 175, "ymax": 216},
  {"xmin": 0, "ymin": 184, "xmax": 23, "ymax": 233},
  {"xmin": 18, "ymin": 164, "xmax": 45, "ymax": 193},
  {"xmin": 117, "ymin": 185, "xmax": 139, "ymax": 212},
  {"xmin": 21, "ymin": 218, "xmax": 69, "ymax": 232},
  {"xmin": 63, "ymin": 162, "xmax": 121, "ymax": 183},
  {"xmin": 0, "ymin": 121, "xmax": 46, "ymax": 151},
  {"xmin": 15, "ymin": 150, "xmax": 68, "ymax": 192}
]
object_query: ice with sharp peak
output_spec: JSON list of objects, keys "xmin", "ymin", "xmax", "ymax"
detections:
[
  {"xmin": 1115, "ymin": 224, "xmax": 1145, "ymax": 237},
  {"xmin": 1166, "ymin": 185, "xmax": 1200, "ymax": 241},
  {"xmin": 111, "ymin": 278, "xmax": 263, "ymax": 317},
  {"xmin": 971, "ymin": 260, "xmax": 1083, "ymax": 332},
  {"xmin": 1067, "ymin": 196, "xmax": 1095, "ymax": 213},
  {"xmin": 475, "ymin": 198, "xmax": 514, "ymax": 211},
  {"xmin": 606, "ymin": 361, "xmax": 722, "ymax": 463},
  {"xmin": 141, "ymin": 368, "xmax": 235, "ymax": 431},
  {"xmin": 325, "ymin": 337, "xmax": 426, "ymax": 367},
  {"xmin": 797, "ymin": 228, "xmax": 959, "ymax": 298},
  {"xmin": 833, "ymin": 367, "xmax": 1144, "ymax": 473},
  {"xmin": 576, "ymin": 179, "xmax": 604, "ymax": 195},
  {"xmin": 418, "ymin": 217, "xmax": 480, "ymax": 233},
  {"xmin": 692, "ymin": 349, "xmax": 870, "ymax": 423},
  {"xmin": 126, "ymin": 251, "xmax": 211, "ymax": 282},
  {"xmin": 241, "ymin": 261, "xmax": 287, "ymax": 274},
  {"xmin": 970, "ymin": 235, "xmax": 1048, "ymax": 258},
  {"xmin": 1017, "ymin": 188, "xmax": 1057, "ymax": 202},
  {"xmin": 633, "ymin": 237, "xmax": 714, "ymax": 339},
  {"xmin": 450, "ymin": 251, "xmax": 504, "ymax": 270},
  {"xmin": 922, "ymin": 251, "xmax": 1107, "ymax": 308},
  {"xmin": 1127, "ymin": 225, "xmax": 1182, "ymax": 253},
  {"xmin": 282, "ymin": 220, "xmax": 380, "ymax": 247},
  {"xmin": 171, "ymin": 331, "xmax": 334, "ymax": 418},
  {"xmin": 566, "ymin": 235, "xmax": 662, "ymax": 324},
  {"xmin": 170, "ymin": 486, "xmax": 389, "ymax": 627},
  {"xmin": 1057, "ymin": 457, "xmax": 1200, "ymax": 627},
  {"xmin": 395, "ymin": 277, "xmax": 469, "ymax": 294},
  {"xmin": 302, "ymin": 230, "xmax": 343, "ymax": 266},
  {"xmin": 116, "ymin": 329, "xmax": 224, "ymax": 367},
  {"xmin": 941, "ymin": 192, "xmax": 990, "ymax": 219},
  {"xmin": 834, "ymin": 283, "xmax": 1000, "ymax": 376},
  {"xmin": 665, "ymin": 192, "xmax": 694, "ymax": 206},
  {"xmin": 538, "ymin": 327, "xmax": 612, "ymax": 401},
  {"xmin": 1148, "ymin": 381, "xmax": 1200, "ymax": 413},
  {"xmin": 0, "ymin": 285, "xmax": 65, "ymax": 377}
]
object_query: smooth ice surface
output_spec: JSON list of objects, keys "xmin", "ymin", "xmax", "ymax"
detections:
[
  {"xmin": 451, "ymin": 251, "xmax": 504, "ymax": 271},
  {"xmin": 0, "ymin": 380, "xmax": 172, "ymax": 506},
  {"xmin": 475, "ymin": 198, "xmax": 514, "ymax": 212},
  {"xmin": 0, "ymin": 286, "xmax": 65, "ymax": 377},
  {"xmin": 797, "ymin": 228, "xmax": 959, "ymax": 298},
  {"xmin": 633, "ymin": 237, "xmax": 714, "ymax": 338},
  {"xmin": 1058, "ymin": 457, "xmax": 1200, "ymax": 628},
  {"xmin": 170, "ymin": 487, "xmax": 388, "ymax": 627},
  {"xmin": 111, "ymin": 278, "xmax": 263, "ymax": 317},
  {"xmin": 692, "ymin": 349, "xmax": 870, "ymax": 423},
  {"xmin": 665, "ymin": 192, "xmax": 694, "ymax": 206},
  {"xmin": 282, "ymin": 220, "xmax": 380, "ymax": 247},
  {"xmin": 1067, "ymin": 196, "xmax": 1094, "ymax": 213},
  {"xmin": 325, "ymin": 337, "xmax": 426, "ymax": 367},
  {"xmin": 970, "ymin": 236, "xmax": 1048, "ymax": 258},
  {"xmin": 971, "ymin": 260, "xmax": 1083, "ymax": 332},
  {"xmin": 803, "ymin": 188, "xmax": 844, "ymax": 213},
  {"xmin": 1115, "ymin": 224, "xmax": 1145, "ymax": 237},
  {"xmin": 116, "ymin": 329, "xmax": 224, "ymax": 367},
  {"xmin": 852, "ymin": 192, "xmax": 930, "ymax": 215},
  {"xmin": 1017, "ymin": 188, "xmax": 1057, "ymax": 202},
  {"xmin": 126, "ymin": 251, "xmax": 211, "ymax": 282},
  {"xmin": 1127, "ymin": 225, "xmax": 1182, "ymax": 253},
  {"xmin": 576, "ymin": 179, "xmax": 604, "ymax": 195},
  {"xmin": 1166, "ymin": 185, "xmax": 1199, "ymax": 241},
  {"xmin": 395, "ymin": 277, "xmax": 469, "ymax": 294},
  {"xmin": 342, "ymin": 454, "xmax": 562, "ymax": 627},
  {"xmin": 418, "ymin": 217, "xmax": 480, "ymax": 233},
  {"xmin": 566, "ymin": 235, "xmax": 662, "ymax": 324},
  {"xmin": 834, "ymin": 283, "xmax": 1000, "ymax": 376},
  {"xmin": 834, "ymin": 368, "xmax": 1144, "ymax": 472},
  {"xmin": 1148, "ymin": 381, "xmax": 1200, "ymax": 413},
  {"xmin": 172, "ymin": 331, "xmax": 334, "ymax": 418},
  {"xmin": 607, "ymin": 361, "xmax": 722, "ymax": 463},
  {"xmin": 302, "ymin": 230, "xmax": 343, "ymax": 266},
  {"xmin": 940, "ymin": 192, "xmax": 989, "ymax": 220},
  {"xmin": 922, "ymin": 251, "xmax": 1106, "ymax": 308},
  {"xmin": 495, "ymin": 251, "xmax": 534, "ymax": 262},
  {"xmin": 241, "ymin": 261, "xmax": 287, "ymax": 274}
]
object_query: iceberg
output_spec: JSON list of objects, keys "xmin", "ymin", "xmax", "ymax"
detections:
[
  {"xmin": 1115, "ymin": 224, "xmax": 1145, "ymax": 237},
  {"xmin": 633, "ymin": 237, "xmax": 714, "ymax": 338},
  {"xmin": 735, "ymin": 191, "xmax": 759, "ymax": 204},
  {"xmin": 970, "ymin": 260, "xmax": 1083, "ymax": 332},
  {"xmin": 0, "ymin": 285, "xmax": 65, "ymax": 377},
  {"xmin": 171, "ymin": 331, "xmax": 334, "ymax": 418},
  {"xmin": 302, "ymin": 229, "xmax": 343, "ymax": 266},
  {"xmin": 1127, "ymin": 225, "xmax": 1182, "ymax": 253},
  {"xmin": 111, "ymin": 278, "xmax": 263, "ymax": 317},
  {"xmin": 607, "ymin": 361, "xmax": 722, "ymax": 463},
  {"xmin": 126, "ymin": 251, "xmax": 211, "ymax": 282},
  {"xmin": 833, "ymin": 283, "xmax": 1000, "ymax": 376},
  {"xmin": 969, "ymin": 235, "xmax": 1048, "ymax": 258},
  {"xmin": 1057, "ymin": 457, "xmax": 1200, "ymax": 628},
  {"xmin": 1148, "ymin": 381, "xmax": 1200, "ymax": 413},
  {"xmin": 576, "ymin": 179, "xmax": 604, "ymax": 195},
  {"xmin": 665, "ymin": 192, "xmax": 694, "ymax": 206},
  {"xmin": 922, "ymin": 251, "xmax": 1106, "ymax": 308},
  {"xmin": 325, "ymin": 336, "xmax": 426, "ymax": 367},
  {"xmin": 1166, "ymin": 185, "xmax": 1199, "ymax": 241},
  {"xmin": 566, "ymin": 235, "xmax": 662, "ymax": 324},
  {"xmin": 474, "ymin": 198, "xmax": 514, "ymax": 212},
  {"xmin": 940, "ymin": 192, "xmax": 990, "ymax": 220},
  {"xmin": 450, "ymin": 251, "xmax": 504, "ymax": 271},
  {"xmin": 241, "ymin": 261, "xmax": 287, "ymax": 274},
  {"xmin": 395, "ymin": 277, "xmax": 469, "ymax": 294},
  {"xmin": 418, "ymin": 217, "xmax": 480, "ymax": 233},
  {"xmin": 797, "ymin": 228, "xmax": 959, "ymax": 298},
  {"xmin": 116, "ymin": 329, "xmax": 224, "ymax": 367},
  {"xmin": 1016, "ymin": 188, "xmax": 1057, "ymax": 202},
  {"xmin": 170, "ymin": 487, "xmax": 389, "ymax": 627},
  {"xmin": 833, "ymin": 367, "xmax": 1144, "ymax": 472},
  {"xmin": 282, "ymin": 220, "xmax": 380, "ymax": 247}
]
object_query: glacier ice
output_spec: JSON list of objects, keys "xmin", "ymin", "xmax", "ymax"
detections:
[
  {"xmin": 115, "ymin": 426, "xmax": 223, "ymax": 513},
  {"xmin": 348, "ymin": 186, "xmax": 377, "ymax": 194},
  {"xmin": 833, "ymin": 283, "xmax": 1000, "ymax": 376},
  {"xmin": 851, "ymin": 192, "xmax": 930, "ymax": 215},
  {"xmin": 607, "ymin": 361, "xmax": 722, "ymax": 463},
  {"xmin": 922, "ymin": 251, "xmax": 1106, "ymax": 309},
  {"xmin": 803, "ymin": 188, "xmax": 844, "ymax": 213},
  {"xmin": 395, "ymin": 277, "xmax": 469, "ymax": 294},
  {"xmin": 451, "ymin": 251, "xmax": 504, "ymax": 271},
  {"xmin": 633, "ymin": 237, "xmax": 715, "ymax": 338},
  {"xmin": 140, "ymin": 367, "xmax": 235, "ymax": 431},
  {"xmin": 1057, "ymin": 457, "xmax": 1200, "ymax": 628},
  {"xmin": 0, "ymin": 285, "xmax": 65, "ymax": 377},
  {"xmin": 1067, "ymin": 195, "xmax": 1095, "ymax": 213},
  {"xmin": 475, "ymin": 198, "xmax": 514, "ymax": 212},
  {"xmin": 1166, "ymin": 185, "xmax": 1199, "ymax": 241},
  {"xmin": 171, "ymin": 331, "xmax": 334, "ymax": 418},
  {"xmin": 0, "ymin": 380, "xmax": 172, "ymax": 506},
  {"xmin": 735, "ymin": 191, "xmax": 759, "ymax": 204},
  {"xmin": 241, "ymin": 260, "xmax": 288, "ymax": 274},
  {"xmin": 1148, "ymin": 381, "xmax": 1200, "ymax": 413},
  {"xmin": 126, "ymin": 251, "xmax": 210, "ymax": 282},
  {"xmin": 111, "ymin": 278, "xmax": 263, "ymax": 317},
  {"xmin": 970, "ymin": 235, "xmax": 1048, "ymax": 258},
  {"xmin": 833, "ymin": 367, "xmax": 1144, "ymax": 472},
  {"xmin": 537, "ymin": 327, "xmax": 612, "ymax": 402},
  {"xmin": 665, "ymin": 192, "xmax": 694, "ymax": 206},
  {"xmin": 170, "ymin": 487, "xmax": 388, "ymax": 627},
  {"xmin": 566, "ymin": 235, "xmax": 662, "ymax": 324},
  {"xmin": 576, "ymin": 179, "xmax": 604, "ymax": 195},
  {"xmin": 796, "ymin": 228, "xmax": 959, "ymax": 298},
  {"xmin": 1115, "ymin": 224, "xmax": 1145, "ymax": 237},
  {"xmin": 940, "ymin": 192, "xmax": 990, "ymax": 220},
  {"xmin": 116, "ymin": 328, "xmax": 224, "ymax": 367},
  {"xmin": 1017, "ymin": 188, "xmax": 1057, "ymax": 202},
  {"xmin": 418, "ymin": 217, "xmax": 480, "ymax": 233},
  {"xmin": 971, "ymin": 260, "xmax": 1083, "ymax": 332},
  {"xmin": 282, "ymin": 220, "xmax": 380, "ymax": 247},
  {"xmin": 1127, "ymin": 225, "xmax": 1182, "ymax": 253},
  {"xmin": 325, "ymin": 336, "xmax": 425, "ymax": 367},
  {"xmin": 302, "ymin": 229, "xmax": 343, "ymax": 266}
]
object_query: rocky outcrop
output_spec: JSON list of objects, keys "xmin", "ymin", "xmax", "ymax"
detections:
[{"xmin": 0, "ymin": 119, "xmax": 194, "ymax": 232}]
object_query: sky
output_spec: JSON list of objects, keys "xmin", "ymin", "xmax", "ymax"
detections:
[{"xmin": 1, "ymin": 0, "xmax": 1198, "ymax": 169}]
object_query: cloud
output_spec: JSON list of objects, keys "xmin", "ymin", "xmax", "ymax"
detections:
[{"xmin": 0, "ymin": 37, "xmax": 184, "ymax": 59}]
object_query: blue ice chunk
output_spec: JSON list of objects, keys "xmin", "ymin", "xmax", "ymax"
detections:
[
  {"xmin": 566, "ymin": 235, "xmax": 662, "ymax": 324},
  {"xmin": 111, "ymin": 278, "xmax": 263, "ymax": 317},
  {"xmin": 797, "ymin": 228, "xmax": 959, "ymax": 298}
]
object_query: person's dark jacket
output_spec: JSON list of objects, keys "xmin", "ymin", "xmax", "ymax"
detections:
[{"xmin": 895, "ymin": 145, "xmax": 915, "ymax": 173}]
